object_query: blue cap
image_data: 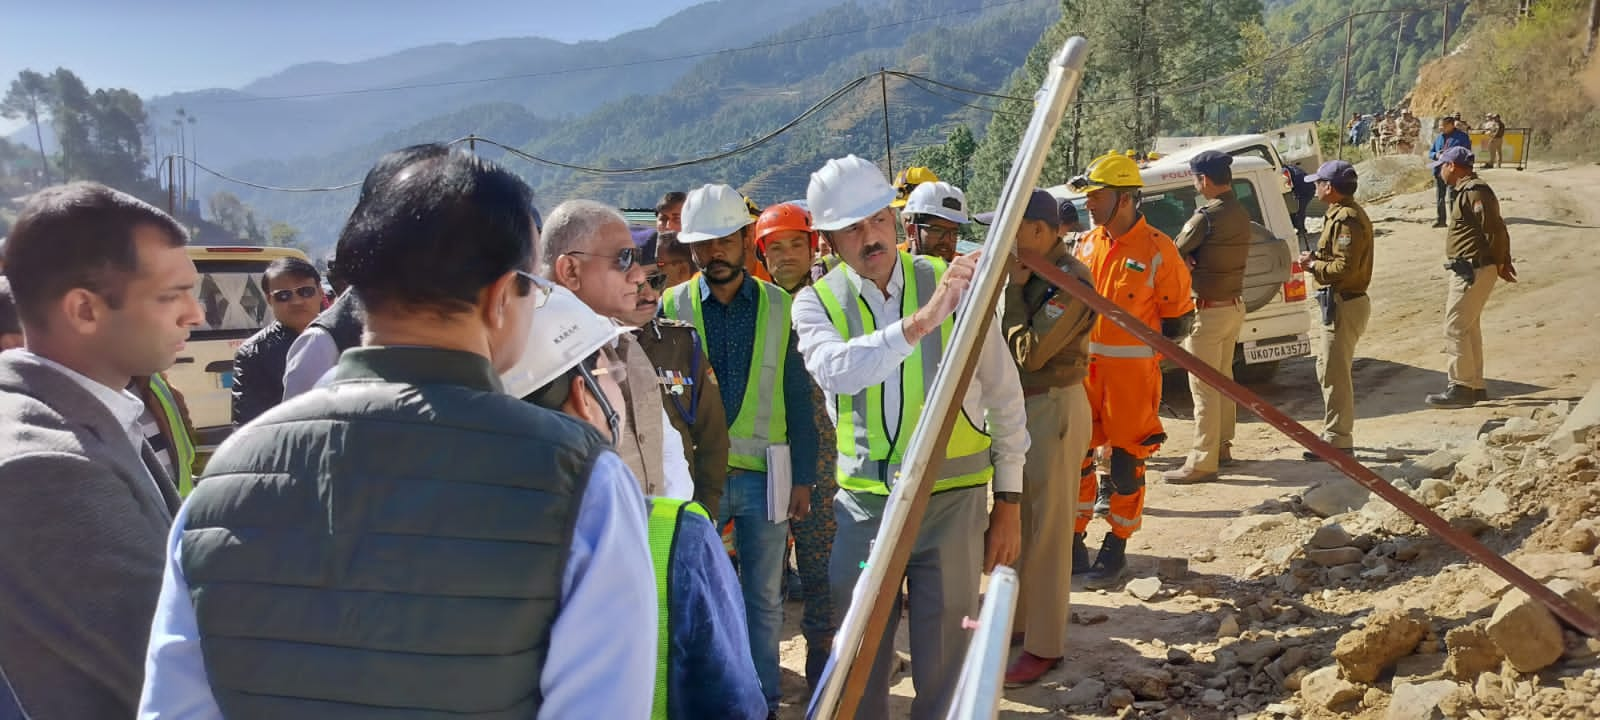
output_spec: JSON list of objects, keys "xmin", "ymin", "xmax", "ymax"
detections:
[
  {"xmin": 1431, "ymin": 145, "xmax": 1475, "ymax": 169},
  {"xmin": 1189, "ymin": 150, "xmax": 1233, "ymax": 178},
  {"xmin": 1304, "ymin": 160, "xmax": 1358, "ymax": 185},
  {"xmin": 975, "ymin": 189, "xmax": 1060, "ymax": 226},
  {"xmin": 630, "ymin": 227, "xmax": 659, "ymax": 265}
]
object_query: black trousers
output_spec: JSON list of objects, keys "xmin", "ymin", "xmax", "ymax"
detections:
[{"xmin": 1434, "ymin": 173, "xmax": 1456, "ymax": 224}]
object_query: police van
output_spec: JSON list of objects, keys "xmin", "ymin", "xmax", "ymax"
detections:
[{"xmin": 1048, "ymin": 155, "xmax": 1313, "ymax": 383}]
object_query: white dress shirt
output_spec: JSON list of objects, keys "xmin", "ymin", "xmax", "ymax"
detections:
[
  {"xmin": 19, "ymin": 351, "xmax": 163, "ymax": 494},
  {"xmin": 660, "ymin": 408, "xmax": 696, "ymax": 502},
  {"xmin": 790, "ymin": 255, "xmax": 1029, "ymax": 493}
]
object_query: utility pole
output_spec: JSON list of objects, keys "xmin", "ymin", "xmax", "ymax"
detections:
[
  {"xmin": 1070, "ymin": 101, "xmax": 1083, "ymax": 171},
  {"xmin": 1338, "ymin": 15, "xmax": 1354, "ymax": 161},
  {"xmin": 468, "ymin": 134, "xmax": 478, "ymax": 154},
  {"xmin": 188, "ymin": 114, "xmax": 198, "ymax": 210},
  {"xmin": 165, "ymin": 155, "xmax": 175, "ymax": 214},
  {"xmin": 1441, "ymin": 2, "xmax": 1451, "ymax": 59},
  {"xmin": 1587, "ymin": 0, "xmax": 1599, "ymax": 56},
  {"xmin": 1393, "ymin": 12, "xmax": 1406, "ymax": 106},
  {"xmin": 879, "ymin": 68, "xmax": 893, "ymax": 175}
]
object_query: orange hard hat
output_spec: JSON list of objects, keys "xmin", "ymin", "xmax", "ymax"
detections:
[{"xmin": 754, "ymin": 202, "xmax": 817, "ymax": 252}]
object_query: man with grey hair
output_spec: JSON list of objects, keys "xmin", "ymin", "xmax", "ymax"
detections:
[{"xmin": 542, "ymin": 199, "xmax": 668, "ymax": 497}]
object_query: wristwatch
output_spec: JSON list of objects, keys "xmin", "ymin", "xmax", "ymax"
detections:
[{"xmin": 993, "ymin": 491, "xmax": 1022, "ymax": 505}]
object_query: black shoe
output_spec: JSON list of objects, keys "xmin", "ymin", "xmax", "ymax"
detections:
[
  {"xmin": 1084, "ymin": 533, "xmax": 1128, "ymax": 589},
  {"xmin": 1303, "ymin": 447, "xmax": 1352, "ymax": 461},
  {"xmin": 1425, "ymin": 384, "xmax": 1478, "ymax": 409},
  {"xmin": 1432, "ymin": 220, "xmax": 1448, "ymax": 228},
  {"xmin": 805, "ymin": 639, "xmax": 831, "ymax": 693},
  {"xmin": 1475, "ymin": 388, "xmax": 1489, "ymax": 402},
  {"xmin": 1072, "ymin": 532, "xmax": 1092, "ymax": 575}
]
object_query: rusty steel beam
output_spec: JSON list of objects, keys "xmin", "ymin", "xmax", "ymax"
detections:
[{"xmin": 1018, "ymin": 248, "xmax": 1600, "ymax": 638}]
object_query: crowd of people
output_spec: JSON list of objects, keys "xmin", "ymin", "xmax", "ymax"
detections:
[{"xmin": 0, "ymin": 134, "xmax": 1516, "ymax": 719}]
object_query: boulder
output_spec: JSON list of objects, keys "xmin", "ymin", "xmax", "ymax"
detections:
[
  {"xmin": 1059, "ymin": 677, "xmax": 1106, "ymax": 707},
  {"xmin": 1485, "ymin": 588, "xmax": 1565, "ymax": 672},
  {"xmin": 1546, "ymin": 578, "xmax": 1600, "ymax": 626},
  {"xmin": 1386, "ymin": 680, "xmax": 1461, "ymax": 720},
  {"xmin": 1301, "ymin": 666, "xmax": 1362, "ymax": 711},
  {"xmin": 1469, "ymin": 486, "xmax": 1511, "ymax": 518},
  {"xmin": 1216, "ymin": 613, "xmax": 1241, "ymax": 639},
  {"xmin": 1415, "ymin": 478, "xmax": 1454, "ymax": 507},
  {"xmin": 1444, "ymin": 620, "xmax": 1504, "ymax": 679},
  {"xmin": 1327, "ymin": 563, "xmax": 1365, "ymax": 583},
  {"xmin": 1545, "ymin": 379, "xmax": 1600, "ymax": 454},
  {"xmin": 1404, "ymin": 449, "xmax": 1463, "ymax": 481},
  {"xmin": 1307, "ymin": 546, "xmax": 1366, "ymax": 567},
  {"xmin": 1309, "ymin": 523, "xmax": 1354, "ymax": 550},
  {"xmin": 1232, "ymin": 638, "xmax": 1284, "ymax": 666},
  {"xmin": 1303, "ymin": 479, "xmax": 1371, "ymax": 518},
  {"xmin": 1126, "ymin": 577, "xmax": 1163, "ymax": 601},
  {"xmin": 1106, "ymin": 687, "xmax": 1135, "ymax": 710},
  {"xmin": 1333, "ymin": 608, "xmax": 1430, "ymax": 683}
]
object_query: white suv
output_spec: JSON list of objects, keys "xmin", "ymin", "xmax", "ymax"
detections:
[{"xmin": 1048, "ymin": 156, "xmax": 1312, "ymax": 383}]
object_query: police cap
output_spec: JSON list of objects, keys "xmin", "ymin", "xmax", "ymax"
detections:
[{"xmin": 1189, "ymin": 150, "xmax": 1233, "ymax": 181}]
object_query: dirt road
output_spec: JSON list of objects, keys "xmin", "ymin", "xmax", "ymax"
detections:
[{"xmin": 774, "ymin": 161, "xmax": 1600, "ymax": 719}]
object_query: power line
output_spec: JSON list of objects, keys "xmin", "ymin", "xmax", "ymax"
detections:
[{"xmin": 194, "ymin": 0, "xmax": 1045, "ymax": 106}]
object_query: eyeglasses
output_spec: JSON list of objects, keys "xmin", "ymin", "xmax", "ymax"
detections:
[
  {"xmin": 641, "ymin": 273, "xmax": 668, "ymax": 292},
  {"xmin": 515, "ymin": 270, "xmax": 555, "ymax": 308},
  {"xmin": 270, "ymin": 285, "xmax": 321, "ymax": 303},
  {"xmin": 565, "ymin": 247, "xmax": 639, "ymax": 273},
  {"xmin": 914, "ymin": 224, "xmax": 959, "ymax": 242}
]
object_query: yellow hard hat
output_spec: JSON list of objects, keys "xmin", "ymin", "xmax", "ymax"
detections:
[
  {"xmin": 1069, "ymin": 153, "xmax": 1145, "ymax": 192},
  {"xmin": 1124, "ymin": 149, "xmax": 1138, "ymax": 158},
  {"xmin": 742, "ymin": 193, "xmax": 761, "ymax": 219},
  {"xmin": 890, "ymin": 166, "xmax": 940, "ymax": 208}
]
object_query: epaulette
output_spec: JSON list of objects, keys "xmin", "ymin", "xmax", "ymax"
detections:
[{"xmin": 655, "ymin": 317, "xmax": 696, "ymax": 330}]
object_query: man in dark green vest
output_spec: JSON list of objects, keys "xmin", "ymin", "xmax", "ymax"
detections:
[{"xmin": 138, "ymin": 145, "xmax": 657, "ymax": 719}]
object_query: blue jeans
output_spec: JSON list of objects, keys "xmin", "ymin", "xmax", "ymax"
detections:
[{"xmin": 721, "ymin": 469, "xmax": 788, "ymax": 711}]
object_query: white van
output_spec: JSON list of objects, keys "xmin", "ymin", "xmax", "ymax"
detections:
[{"xmin": 1048, "ymin": 156, "xmax": 1312, "ymax": 383}]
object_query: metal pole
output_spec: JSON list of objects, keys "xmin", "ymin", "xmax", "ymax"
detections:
[
  {"xmin": 808, "ymin": 36, "xmax": 1090, "ymax": 720},
  {"xmin": 1587, "ymin": 0, "xmax": 1599, "ymax": 55},
  {"xmin": 1393, "ymin": 12, "xmax": 1406, "ymax": 105},
  {"xmin": 942, "ymin": 567, "xmax": 1019, "ymax": 720},
  {"xmin": 1338, "ymin": 16, "xmax": 1353, "ymax": 161},
  {"xmin": 1071, "ymin": 101, "xmax": 1083, "ymax": 172},
  {"xmin": 468, "ymin": 134, "xmax": 477, "ymax": 154},
  {"xmin": 1442, "ymin": 2, "xmax": 1451, "ymax": 59},
  {"xmin": 880, "ymin": 68, "xmax": 894, "ymax": 175},
  {"xmin": 1018, "ymin": 250, "xmax": 1600, "ymax": 639},
  {"xmin": 165, "ymin": 155, "xmax": 175, "ymax": 214}
]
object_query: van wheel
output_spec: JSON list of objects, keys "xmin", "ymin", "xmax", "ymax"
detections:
[{"xmin": 1233, "ymin": 360, "xmax": 1280, "ymax": 385}]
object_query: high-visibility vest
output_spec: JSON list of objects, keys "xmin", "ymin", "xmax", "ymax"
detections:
[
  {"xmin": 646, "ymin": 497, "xmax": 712, "ymax": 720},
  {"xmin": 661, "ymin": 278, "xmax": 791, "ymax": 472},
  {"xmin": 148, "ymin": 373, "xmax": 196, "ymax": 496},
  {"xmin": 811, "ymin": 251, "xmax": 993, "ymax": 495}
]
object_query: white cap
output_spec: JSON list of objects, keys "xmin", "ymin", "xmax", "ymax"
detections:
[
  {"xmin": 807, "ymin": 155, "xmax": 897, "ymax": 232},
  {"xmin": 679, "ymin": 183, "xmax": 754, "ymax": 244},
  {"xmin": 899, "ymin": 181, "xmax": 969, "ymax": 224},
  {"xmin": 501, "ymin": 285, "xmax": 633, "ymax": 399}
]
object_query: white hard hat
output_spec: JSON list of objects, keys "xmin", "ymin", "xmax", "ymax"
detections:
[
  {"xmin": 679, "ymin": 183, "xmax": 754, "ymax": 244},
  {"xmin": 501, "ymin": 285, "xmax": 634, "ymax": 399},
  {"xmin": 899, "ymin": 181, "xmax": 969, "ymax": 225},
  {"xmin": 807, "ymin": 155, "xmax": 896, "ymax": 232}
]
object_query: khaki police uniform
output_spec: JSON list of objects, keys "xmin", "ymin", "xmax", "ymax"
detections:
[
  {"xmin": 1308, "ymin": 198, "xmax": 1375, "ymax": 449},
  {"xmin": 1482, "ymin": 118, "xmax": 1507, "ymax": 167},
  {"xmin": 1174, "ymin": 189, "xmax": 1252, "ymax": 473},
  {"xmin": 1000, "ymin": 242, "xmax": 1096, "ymax": 660},
  {"xmin": 634, "ymin": 317, "xmax": 731, "ymax": 516},
  {"xmin": 1442, "ymin": 175, "xmax": 1510, "ymax": 393}
]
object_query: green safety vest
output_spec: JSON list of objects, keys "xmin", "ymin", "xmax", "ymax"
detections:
[
  {"xmin": 646, "ymin": 497, "xmax": 712, "ymax": 720},
  {"xmin": 661, "ymin": 277, "xmax": 791, "ymax": 472},
  {"xmin": 811, "ymin": 251, "xmax": 994, "ymax": 495},
  {"xmin": 148, "ymin": 374, "xmax": 196, "ymax": 496}
]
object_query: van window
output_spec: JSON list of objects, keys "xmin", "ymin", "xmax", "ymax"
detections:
[
  {"xmin": 1136, "ymin": 179, "xmax": 1266, "ymax": 238},
  {"xmin": 192, "ymin": 260, "xmax": 273, "ymax": 342},
  {"xmin": 1232, "ymin": 145, "xmax": 1276, "ymax": 167}
]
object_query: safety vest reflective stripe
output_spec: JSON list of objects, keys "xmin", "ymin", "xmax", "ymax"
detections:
[
  {"xmin": 646, "ymin": 497, "xmax": 711, "ymax": 720},
  {"xmin": 813, "ymin": 251, "xmax": 994, "ymax": 496},
  {"xmin": 1088, "ymin": 342, "xmax": 1156, "ymax": 359},
  {"xmin": 148, "ymin": 374, "xmax": 195, "ymax": 496},
  {"xmin": 661, "ymin": 279, "xmax": 790, "ymax": 472},
  {"xmin": 1145, "ymin": 249, "xmax": 1164, "ymax": 288}
]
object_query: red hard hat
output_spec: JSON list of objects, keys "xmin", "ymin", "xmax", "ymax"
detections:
[{"xmin": 754, "ymin": 203, "xmax": 817, "ymax": 252}]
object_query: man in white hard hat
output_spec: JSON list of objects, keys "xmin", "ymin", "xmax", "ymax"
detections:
[
  {"xmin": 503, "ymin": 285, "xmax": 768, "ymax": 720},
  {"xmin": 660, "ymin": 183, "xmax": 819, "ymax": 717},
  {"xmin": 791, "ymin": 154, "xmax": 1029, "ymax": 720},
  {"xmin": 899, "ymin": 180, "xmax": 970, "ymax": 262},
  {"xmin": 541, "ymin": 199, "xmax": 670, "ymax": 499}
]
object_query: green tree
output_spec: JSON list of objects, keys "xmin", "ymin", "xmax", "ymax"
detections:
[
  {"xmin": 907, "ymin": 123, "xmax": 979, "ymax": 188},
  {"xmin": 267, "ymin": 221, "xmax": 308, "ymax": 253},
  {"xmin": 208, "ymin": 191, "xmax": 265, "ymax": 244},
  {"xmin": 1, "ymin": 70, "xmax": 54, "ymax": 184}
]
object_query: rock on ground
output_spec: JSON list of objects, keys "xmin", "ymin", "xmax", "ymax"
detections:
[
  {"xmin": 1304, "ymin": 479, "xmax": 1372, "ymax": 518},
  {"xmin": 1221, "ymin": 513, "xmax": 1296, "ymax": 543},
  {"xmin": 1126, "ymin": 577, "xmax": 1163, "ymax": 601},
  {"xmin": 1058, "ymin": 677, "xmax": 1106, "ymax": 707},
  {"xmin": 1444, "ymin": 620, "xmax": 1504, "ymax": 680},
  {"xmin": 1546, "ymin": 379, "xmax": 1600, "ymax": 453},
  {"xmin": 1307, "ymin": 546, "xmax": 1366, "ymax": 567},
  {"xmin": 1310, "ymin": 523, "xmax": 1354, "ymax": 549},
  {"xmin": 1301, "ymin": 666, "xmax": 1363, "ymax": 711},
  {"xmin": 1470, "ymin": 486, "xmax": 1512, "ymax": 517},
  {"xmin": 1386, "ymin": 680, "xmax": 1459, "ymax": 720},
  {"xmin": 1333, "ymin": 608, "xmax": 1430, "ymax": 683},
  {"xmin": 1486, "ymin": 588, "xmax": 1566, "ymax": 672}
]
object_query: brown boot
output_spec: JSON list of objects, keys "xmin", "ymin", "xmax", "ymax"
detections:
[{"xmin": 1004, "ymin": 651, "xmax": 1062, "ymax": 688}]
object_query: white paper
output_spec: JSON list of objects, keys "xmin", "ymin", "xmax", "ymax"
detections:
[{"xmin": 766, "ymin": 444, "xmax": 792, "ymax": 523}]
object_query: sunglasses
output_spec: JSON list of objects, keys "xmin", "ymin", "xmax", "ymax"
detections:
[
  {"xmin": 270, "ymin": 285, "xmax": 321, "ymax": 303},
  {"xmin": 641, "ymin": 273, "xmax": 668, "ymax": 293},
  {"xmin": 565, "ymin": 247, "xmax": 639, "ymax": 273}
]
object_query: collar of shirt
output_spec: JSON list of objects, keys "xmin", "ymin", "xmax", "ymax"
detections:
[
  {"xmin": 697, "ymin": 272, "xmax": 759, "ymax": 306},
  {"xmin": 19, "ymin": 350, "xmax": 147, "ymax": 439},
  {"xmin": 333, "ymin": 346, "xmax": 503, "ymax": 393}
]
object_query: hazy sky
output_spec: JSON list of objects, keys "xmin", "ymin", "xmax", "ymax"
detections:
[{"xmin": 1, "ymin": 0, "xmax": 703, "ymax": 131}]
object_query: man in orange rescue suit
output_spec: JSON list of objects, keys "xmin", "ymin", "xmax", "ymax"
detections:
[{"xmin": 1069, "ymin": 153, "xmax": 1195, "ymax": 588}]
